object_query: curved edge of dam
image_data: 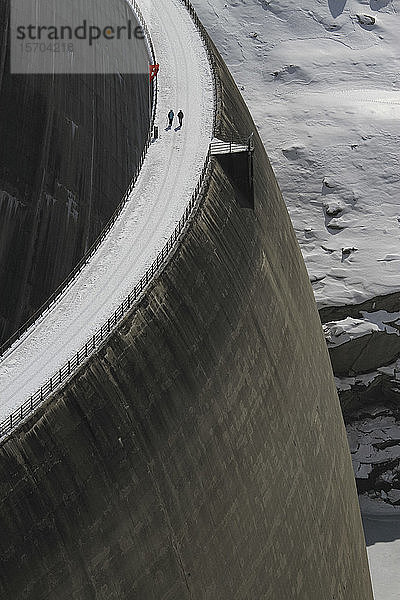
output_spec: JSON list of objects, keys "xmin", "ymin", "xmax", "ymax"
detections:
[
  {"xmin": 0, "ymin": 0, "xmax": 151, "ymax": 347},
  {"xmin": 0, "ymin": 4, "xmax": 373, "ymax": 599}
]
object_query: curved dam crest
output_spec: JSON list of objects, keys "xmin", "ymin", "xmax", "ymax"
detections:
[
  {"xmin": 0, "ymin": 0, "xmax": 150, "ymax": 346},
  {"xmin": 0, "ymin": 0, "xmax": 214, "ymax": 419},
  {"xmin": 0, "ymin": 1, "xmax": 373, "ymax": 598}
]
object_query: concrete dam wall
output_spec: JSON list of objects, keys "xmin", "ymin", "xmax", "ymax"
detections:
[
  {"xmin": 0, "ymin": 6, "xmax": 373, "ymax": 600},
  {"xmin": 0, "ymin": 0, "xmax": 150, "ymax": 345}
]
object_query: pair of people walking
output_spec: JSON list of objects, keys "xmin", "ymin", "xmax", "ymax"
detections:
[{"xmin": 168, "ymin": 109, "xmax": 184, "ymax": 128}]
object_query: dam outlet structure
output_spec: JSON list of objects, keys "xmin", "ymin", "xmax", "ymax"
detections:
[{"xmin": 0, "ymin": 0, "xmax": 373, "ymax": 598}]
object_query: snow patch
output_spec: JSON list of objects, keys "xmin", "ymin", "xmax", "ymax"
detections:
[
  {"xmin": 324, "ymin": 310, "xmax": 400, "ymax": 347},
  {"xmin": 192, "ymin": 0, "xmax": 400, "ymax": 307}
]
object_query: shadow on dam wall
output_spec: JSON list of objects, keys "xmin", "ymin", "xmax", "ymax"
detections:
[
  {"xmin": 0, "ymin": 0, "xmax": 150, "ymax": 346},
  {"xmin": 0, "ymin": 18, "xmax": 373, "ymax": 600}
]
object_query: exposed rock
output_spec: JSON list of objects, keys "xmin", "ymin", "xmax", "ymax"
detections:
[
  {"xmin": 387, "ymin": 489, "xmax": 400, "ymax": 505},
  {"xmin": 356, "ymin": 463, "xmax": 373, "ymax": 479},
  {"xmin": 323, "ymin": 292, "xmax": 400, "ymax": 508},
  {"xmin": 346, "ymin": 402, "xmax": 400, "ymax": 505},
  {"xmin": 324, "ymin": 309, "xmax": 400, "ymax": 376},
  {"xmin": 325, "ymin": 204, "xmax": 343, "ymax": 216},
  {"xmin": 327, "ymin": 219, "xmax": 346, "ymax": 230},
  {"xmin": 320, "ymin": 291, "xmax": 400, "ymax": 324},
  {"xmin": 356, "ymin": 14, "xmax": 376, "ymax": 26},
  {"xmin": 341, "ymin": 246, "xmax": 358, "ymax": 258},
  {"xmin": 331, "ymin": 330, "xmax": 400, "ymax": 375}
]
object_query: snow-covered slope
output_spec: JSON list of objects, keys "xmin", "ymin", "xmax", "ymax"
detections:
[
  {"xmin": 0, "ymin": 0, "xmax": 214, "ymax": 419},
  {"xmin": 192, "ymin": 0, "xmax": 400, "ymax": 308}
]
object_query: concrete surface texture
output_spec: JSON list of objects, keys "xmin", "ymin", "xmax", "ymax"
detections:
[
  {"xmin": 0, "ymin": 7, "xmax": 373, "ymax": 600},
  {"xmin": 0, "ymin": 0, "xmax": 150, "ymax": 345}
]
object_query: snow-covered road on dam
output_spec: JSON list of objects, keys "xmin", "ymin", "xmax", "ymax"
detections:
[{"xmin": 0, "ymin": 0, "xmax": 214, "ymax": 420}]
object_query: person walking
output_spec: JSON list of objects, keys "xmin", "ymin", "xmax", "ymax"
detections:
[
  {"xmin": 177, "ymin": 110, "xmax": 184, "ymax": 128},
  {"xmin": 168, "ymin": 109, "xmax": 174, "ymax": 128}
]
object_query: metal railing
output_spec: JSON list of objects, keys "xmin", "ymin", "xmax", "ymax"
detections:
[
  {"xmin": 211, "ymin": 137, "xmax": 253, "ymax": 155},
  {"xmin": 0, "ymin": 0, "xmax": 221, "ymax": 441},
  {"xmin": 0, "ymin": 0, "xmax": 157, "ymax": 360}
]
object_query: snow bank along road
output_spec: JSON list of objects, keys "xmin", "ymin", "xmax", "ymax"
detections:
[{"xmin": 0, "ymin": 0, "xmax": 214, "ymax": 423}]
